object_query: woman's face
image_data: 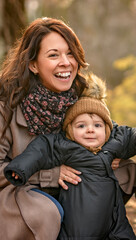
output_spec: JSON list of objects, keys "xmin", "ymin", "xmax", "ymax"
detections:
[{"xmin": 29, "ymin": 31, "xmax": 78, "ymax": 92}]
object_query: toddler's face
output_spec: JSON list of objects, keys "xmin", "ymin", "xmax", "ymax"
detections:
[{"xmin": 72, "ymin": 113, "xmax": 106, "ymax": 148}]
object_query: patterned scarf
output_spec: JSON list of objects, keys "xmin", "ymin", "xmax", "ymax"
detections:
[{"xmin": 20, "ymin": 84, "xmax": 78, "ymax": 135}]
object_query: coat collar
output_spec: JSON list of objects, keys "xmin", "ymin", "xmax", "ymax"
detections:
[{"xmin": 16, "ymin": 105, "xmax": 27, "ymax": 127}]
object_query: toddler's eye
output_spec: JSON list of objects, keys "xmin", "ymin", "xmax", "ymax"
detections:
[
  {"xmin": 95, "ymin": 123, "xmax": 101, "ymax": 128},
  {"xmin": 78, "ymin": 124, "xmax": 85, "ymax": 128}
]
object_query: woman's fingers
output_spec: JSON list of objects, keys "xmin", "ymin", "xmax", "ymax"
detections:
[
  {"xmin": 58, "ymin": 179, "xmax": 69, "ymax": 190},
  {"xmin": 112, "ymin": 158, "xmax": 121, "ymax": 170},
  {"xmin": 59, "ymin": 165, "xmax": 82, "ymax": 190}
]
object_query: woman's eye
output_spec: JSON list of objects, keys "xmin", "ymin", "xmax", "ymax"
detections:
[
  {"xmin": 48, "ymin": 53, "xmax": 58, "ymax": 57},
  {"xmin": 67, "ymin": 51, "xmax": 73, "ymax": 56}
]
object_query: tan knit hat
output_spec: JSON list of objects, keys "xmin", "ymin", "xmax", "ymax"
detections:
[{"xmin": 63, "ymin": 73, "xmax": 113, "ymax": 148}]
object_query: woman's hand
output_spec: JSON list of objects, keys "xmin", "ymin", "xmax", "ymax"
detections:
[
  {"xmin": 59, "ymin": 165, "xmax": 82, "ymax": 190},
  {"xmin": 111, "ymin": 158, "xmax": 121, "ymax": 170}
]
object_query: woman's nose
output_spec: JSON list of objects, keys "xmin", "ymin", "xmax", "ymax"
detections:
[{"xmin": 59, "ymin": 55, "xmax": 70, "ymax": 66}]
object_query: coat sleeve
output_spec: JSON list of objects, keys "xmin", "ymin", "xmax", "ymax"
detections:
[
  {"xmin": 4, "ymin": 134, "xmax": 67, "ymax": 186},
  {"xmin": 0, "ymin": 103, "xmax": 14, "ymax": 188},
  {"xmin": 103, "ymin": 125, "xmax": 136, "ymax": 159}
]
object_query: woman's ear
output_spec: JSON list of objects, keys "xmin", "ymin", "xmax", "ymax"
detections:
[{"xmin": 29, "ymin": 61, "xmax": 38, "ymax": 74}]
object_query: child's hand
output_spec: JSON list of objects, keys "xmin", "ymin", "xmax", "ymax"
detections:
[
  {"xmin": 111, "ymin": 158, "xmax": 121, "ymax": 170},
  {"xmin": 12, "ymin": 172, "xmax": 20, "ymax": 180}
]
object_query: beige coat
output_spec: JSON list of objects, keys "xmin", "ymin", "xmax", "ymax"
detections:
[
  {"xmin": 114, "ymin": 158, "xmax": 136, "ymax": 195},
  {"xmin": 0, "ymin": 103, "xmax": 60, "ymax": 188},
  {"xmin": 0, "ymin": 103, "xmax": 61, "ymax": 240}
]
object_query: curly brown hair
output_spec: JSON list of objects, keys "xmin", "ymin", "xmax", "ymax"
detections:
[{"xmin": 0, "ymin": 17, "xmax": 88, "ymax": 135}]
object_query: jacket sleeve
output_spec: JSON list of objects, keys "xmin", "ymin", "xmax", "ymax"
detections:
[
  {"xmin": 103, "ymin": 125, "xmax": 136, "ymax": 159},
  {"xmin": 4, "ymin": 134, "xmax": 66, "ymax": 186},
  {"xmin": 122, "ymin": 127, "xmax": 136, "ymax": 159}
]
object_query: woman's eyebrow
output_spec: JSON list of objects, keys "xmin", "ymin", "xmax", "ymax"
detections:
[{"xmin": 46, "ymin": 49, "xmax": 58, "ymax": 53}]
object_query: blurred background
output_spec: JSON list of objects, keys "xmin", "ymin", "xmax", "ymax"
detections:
[
  {"xmin": 0, "ymin": 0, "xmax": 136, "ymax": 127},
  {"xmin": 0, "ymin": 0, "xmax": 136, "ymax": 232},
  {"xmin": 0, "ymin": 0, "xmax": 136, "ymax": 126}
]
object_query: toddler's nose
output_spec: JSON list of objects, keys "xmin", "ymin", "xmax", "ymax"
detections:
[{"xmin": 87, "ymin": 126, "xmax": 94, "ymax": 133}]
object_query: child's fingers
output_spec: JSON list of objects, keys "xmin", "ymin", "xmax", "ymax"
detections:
[
  {"xmin": 12, "ymin": 172, "xmax": 19, "ymax": 179},
  {"xmin": 15, "ymin": 174, "xmax": 19, "ymax": 179},
  {"xmin": 111, "ymin": 158, "xmax": 121, "ymax": 170},
  {"xmin": 12, "ymin": 172, "xmax": 15, "ymax": 177}
]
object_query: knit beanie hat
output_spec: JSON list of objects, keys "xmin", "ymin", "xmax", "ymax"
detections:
[{"xmin": 63, "ymin": 73, "xmax": 113, "ymax": 152}]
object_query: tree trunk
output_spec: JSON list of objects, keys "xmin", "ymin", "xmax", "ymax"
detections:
[{"xmin": 0, "ymin": 0, "xmax": 27, "ymax": 55}]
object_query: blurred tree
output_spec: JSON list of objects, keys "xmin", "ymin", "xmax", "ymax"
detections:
[
  {"xmin": 66, "ymin": 0, "xmax": 136, "ymax": 87},
  {"xmin": 25, "ymin": 0, "xmax": 74, "ymax": 22},
  {"xmin": 107, "ymin": 55, "xmax": 136, "ymax": 126},
  {"xmin": 0, "ymin": 0, "xmax": 27, "ymax": 57}
]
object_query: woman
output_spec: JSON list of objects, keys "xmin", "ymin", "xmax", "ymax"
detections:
[{"xmin": 0, "ymin": 17, "xmax": 88, "ymax": 240}]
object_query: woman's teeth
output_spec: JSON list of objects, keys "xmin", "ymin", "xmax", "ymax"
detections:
[{"xmin": 56, "ymin": 72, "xmax": 70, "ymax": 78}]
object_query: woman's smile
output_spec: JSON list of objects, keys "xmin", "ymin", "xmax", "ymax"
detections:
[{"xmin": 54, "ymin": 71, "xmax": 72, "ymax": 82}]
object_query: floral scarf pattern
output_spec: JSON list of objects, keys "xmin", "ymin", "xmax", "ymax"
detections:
[{"xmin": 20, "ymin": 84, "xmax": 78, "ymax": 135}]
